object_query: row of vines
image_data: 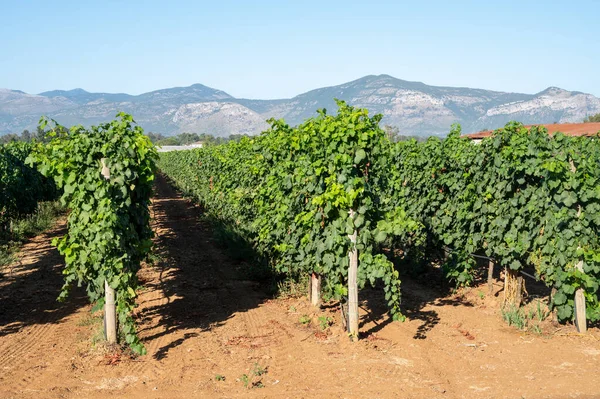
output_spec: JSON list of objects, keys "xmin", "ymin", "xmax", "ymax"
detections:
[
  {"xmin": 387, "ymin": 123, "xmax": 600, "ymax": 322},
  {"xmin": 159, "ymin": 101, "xmax": 600, "ymax": 333},
  {"xmin": 0, "ymin": 141, "xmax": 57, "ymax": 234}
]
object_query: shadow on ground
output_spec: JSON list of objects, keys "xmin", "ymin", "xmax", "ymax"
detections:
[
  {"xmin": 138, "ymin": 174, "xmax": 272, "ymax": 360},
  {"xmin": 0, "ymin": 225, "xmax": 88, "ymax": 338},
  {"xmin": 357, "ymin": 264, "xmax": 474, "ymax": 341}
]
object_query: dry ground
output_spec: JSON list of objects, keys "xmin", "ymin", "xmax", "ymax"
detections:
[{"xmin": 1, "ymin": 175, "xmax": 599, "ymax": 399}]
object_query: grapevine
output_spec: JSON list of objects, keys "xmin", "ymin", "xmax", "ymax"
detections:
[{"xmin": 27, "ymin": 113, "xmax": 157, "ymax": 353}]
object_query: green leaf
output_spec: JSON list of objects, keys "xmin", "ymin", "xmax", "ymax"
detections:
[{"xmin": 354, "ymin": 149, "xmax": 366, "ymax": 164}]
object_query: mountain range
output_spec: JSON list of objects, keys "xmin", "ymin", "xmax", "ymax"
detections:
[{"xmin": 1, "ymin": 74, "xmax": 599, "ymax": 137}]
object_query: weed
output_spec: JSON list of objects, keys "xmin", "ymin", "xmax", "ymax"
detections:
[
  {"xmin": 288, "ymin": 305, "xmax": 297, "ymax": 313},
  {"xmin": 318, "ymin": 315, "xmax": 333, "ymax": 330},
  {"xmin": 240, "ymin": 363, "xmax": 268, "ymax": 389},
  {"xmin": 215, "ymin": 374, "xmax": 225, "ymax": 381},
  {"xmin": 502, "ymin": 304, "xmax": 527, "ymax": 330},
  {"xmin": 252, "ymin": 362, "xmax": 267, "ymax": 376},
  {"xmin": 536, "ymin": 300, "xmax": 549, "ymax": 322},
  {"xmin": 277, "ymin": 273, "xmax": 308, "ymax": 299},
  {"xmin": 299, "ymin": 315, "xmax": 311, "ymax": 325},
  {"xmin": 530, "ymin": 324, "xmax": 542, "ymax": 335},
  {"xmin": 528, "ymin": 306, "xmax": 536, "ymax": 321},
  {"xmin": 477, "ymin": 291, "xmax": 485, "ymax": 300}
]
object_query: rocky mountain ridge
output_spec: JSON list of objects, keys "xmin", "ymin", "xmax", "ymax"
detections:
[{"xmin": 1, "ymin": 75, "xmax": 599, "ymax": 137}]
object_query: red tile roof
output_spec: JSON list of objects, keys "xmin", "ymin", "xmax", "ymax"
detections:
[{"xmin": 464, "ymin": 123, "xmax": 600, "ymax": 139}]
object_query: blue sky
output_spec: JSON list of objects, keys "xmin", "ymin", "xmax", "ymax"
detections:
[{"xmin": 1, "ymin": 0, "xmax": 598, "ymax": 98}]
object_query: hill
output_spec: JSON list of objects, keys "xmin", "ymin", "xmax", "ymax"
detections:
[{"xmin": 2, "ymin": 75, "xmax": 599, "ymax": 137}]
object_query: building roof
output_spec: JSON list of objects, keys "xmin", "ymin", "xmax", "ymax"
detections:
[{"xmin": 463, "ymin": 122, "xmax": 600, "ymax": 139}]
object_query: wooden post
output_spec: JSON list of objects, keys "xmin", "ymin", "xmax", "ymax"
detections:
[
  {"xmin": 347, "ymin": 209, "xmax": 359, "ymax": 341},
  {"xmin": 574, "ymin": 260, "xmax": 587, "ymax": 333},
  {"xmin": 101, "ymin": 158, "xmax": 117, "ymax": 344},
  {"xmin": 487, "ymin": 259, "xmax": 494, "ymax": 295},
  {"xmin": 569, "ymin": 158, "xmax": 586, "ymax": 333},
  {"xmin": 309, "ymin": 273, "xmax": 321, "ymax": 307},
  {"xmin": 104, "ymin": 280, "xmax": 117, "ymax": 344}
]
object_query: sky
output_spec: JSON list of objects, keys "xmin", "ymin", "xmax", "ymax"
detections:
[{"xmin": 1, "ymin": 0, "xmax": 599, "ymax": 98}]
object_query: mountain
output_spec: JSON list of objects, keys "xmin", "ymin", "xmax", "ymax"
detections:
[{"xmin": 1, "ymin": 75, "xmax": 600, "ymax": 137}]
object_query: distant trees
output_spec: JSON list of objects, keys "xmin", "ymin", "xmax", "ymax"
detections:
[
  {"xmin": 0, "ymin": 128, "xmax": 49, "ymax": 144},
  {"xmin": 383, "ymin": 124, "xmax": 427, "ymax": 142},
  {"xmin": 584, "ymin": 113, "xmax": 600, "ymax": 123},
  {"xmin": 146, "ymin": 132, "xmax": 166, "ymax": 143},
  {"xmin": 147, "ymin": 131, "xmax": 251, "ymax": 147},
  {"xmin": 3, "ymin": 128, "xmax": 253, "ymax": 147}
]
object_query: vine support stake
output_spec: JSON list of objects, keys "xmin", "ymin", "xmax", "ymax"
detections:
[
  {"xmin": 487, "ymin": 259, "xmax": 494, "ymax": 295},
  {"xmin": 309, "ymin": 272, "xmax": 321, "ymax": 307},
  {"xmin": 101, "ymin": 158, "xmax": 117, "ymax": 344},
  {"xmin": 574, "ymin": 260, "xmax": 587, "ymax": 333},
  {"xmin": 570, "ymin": 158, "xmax": 586, "ymax": 334},
  {"xmin": 347, "ymin": 209, "xmax": 359, "ymax": 341}
]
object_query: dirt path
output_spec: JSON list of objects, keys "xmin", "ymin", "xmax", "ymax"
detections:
[{"xmin": 1, "ymin": 174, "xmax": 600, "ymax": 398}]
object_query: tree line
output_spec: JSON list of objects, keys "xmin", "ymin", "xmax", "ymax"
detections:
[
  {"xmin": 147, "ymin": 132, "xmax": 251, "ymax": 147},
  {"xmin": 0, "ymin": 128, "xmax": 50, "ymax": 144},
  {"xmin": 583, "ymin": 113, "xmax": 600, "ymax": 123}
]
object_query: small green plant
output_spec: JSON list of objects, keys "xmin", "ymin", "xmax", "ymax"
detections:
[
  {"xmin": 252, "ymin": 362, "xmax": 267, "ymax": 376},
  {"xmin": 502, "ymin": 304, "xmax": 527, "ymax": 330},
  {"xmin": 477, "ymin": 291, "xmax": 485, "ymax": 300},
  {"xmin": 240, "ymin": 363, "xmax": 267, "ymax": 389},
  {"xmin": 318, "ymin": 315, "xmax": 333, "ymax": 330},
  {"xmin": 288, "ymin": 305, "xmax": 296, "ymax": 313},
  {"xmin": 299, "ymin": 315, "xmax": 311, "ymax": 325},
  {"xmin": 215, "ymin": 374, "xmax": 225, "ymax": 381}
]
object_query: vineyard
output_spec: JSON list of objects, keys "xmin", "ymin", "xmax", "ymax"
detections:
[
  {"xmin": 1, "ymin": 107, "xmax": 600, "ymax": 398},
  {"xmin": 159, "ymin": 101, "xmax": 600, "ymax": 335}
]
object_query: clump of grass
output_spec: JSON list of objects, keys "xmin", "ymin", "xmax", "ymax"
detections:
[
  {"xmin": 502, "ymin": 300, "xmax": 550, "ymax": 333},
  {"xmin": 535, "ymin": 300, "xmax": 550, "ymax": 322},
  {"xmin": 502, "ymin": 304, "xmax": 527, "ymax": 330}
]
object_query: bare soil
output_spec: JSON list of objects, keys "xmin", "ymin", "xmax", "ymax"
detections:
[{"xmin": 1, "ymin": 174, "xmax": 599, "ymax": 399}]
